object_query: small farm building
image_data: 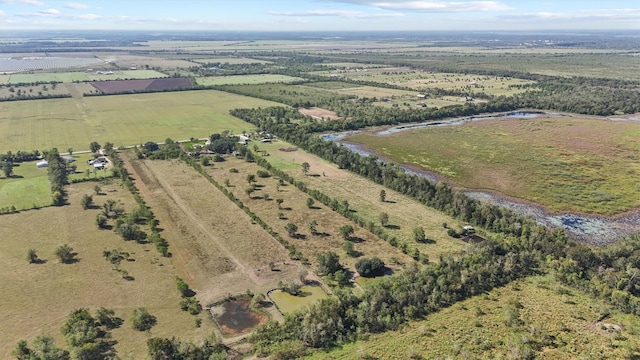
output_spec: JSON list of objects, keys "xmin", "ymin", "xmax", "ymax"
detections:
[{"xmin": 36, "ymin": 160, "xmax": 48, "ymax": 168}]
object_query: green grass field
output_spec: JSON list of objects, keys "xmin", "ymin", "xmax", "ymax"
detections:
[
  {"xmin": 345, "ymin": 116, "xmax": 640, "ymax": 215},
  {"xmin": 0, "ymin": 153, "xmax": 113, "ymax": 210},
  {"xmin": 195, "ymin": 74, "xmax": 304, "ymax": 86},
  {"xmin": 4, "ymin": 70, "xmax": 166, "ymax": 84},
  {"xmin": 0, "ymin": 90, "xmax": 283, "ymax": 153},
  {"xmin": 309, "ymin": 275, "xmax": 640, "ymax": 359}
]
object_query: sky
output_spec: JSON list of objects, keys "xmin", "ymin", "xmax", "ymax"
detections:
[{"xmin": 0, "ymin": 0, "xmax": 638, "ymax": 32}]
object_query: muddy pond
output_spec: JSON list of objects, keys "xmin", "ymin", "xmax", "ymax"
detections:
[
  {"xmin": 209, "ymin": 298, "xmax": 267, "ymax": 336},
  {"xmin": 322, "ymin": 111, "xmax": 640, "ymax": 245}
]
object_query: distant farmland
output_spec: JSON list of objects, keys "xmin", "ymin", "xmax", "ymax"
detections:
[
  {"xmin": 344, "ymin": 115, "xmax": 640, "ymax": 215},
  {"xmin": 195, "ymin": 74, "xmax": 304, "ymax": 86},
  {"xmin": 0, "ymin": 90, "xmax": 283, "ymax": 152},
  {"xmin": 90, "ymin": 77, "xmax": 192, "ymax": 93}
]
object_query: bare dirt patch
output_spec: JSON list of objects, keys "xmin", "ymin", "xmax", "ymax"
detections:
[{"xmin": 299, "ymin": 107, "xmax": 341, "ymax": 120}]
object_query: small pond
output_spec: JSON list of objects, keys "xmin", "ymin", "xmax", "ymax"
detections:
[
  {"xmin": 209, "ymin": 298, "xmax": 267, "ymax": 336},
  {"xmin": 269, "ymin": 285, "xmax": 328, "ymax": 314}
]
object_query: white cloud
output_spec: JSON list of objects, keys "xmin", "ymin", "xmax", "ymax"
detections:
[
  {"xmin": 268, "ymin": 9, "xmax": 403, "ymax": 18},
  {"xmin": 0, "ymin": 0, "xmax": 44, "ymax": 5},
  {"xmin": 499, "ymin": 8, "xmax": 640, "ymax": 22},
  {"xmin": 0, "ymin": 10, "xmax": 5, "ymax": 16},
  {"xmin": 327, "ymin": 0, "xmax": 511, "ymax": 12},
  {"xmin": 40, "ymin": 8, "xmax": 60, "ymax": 15},
  {"xmin": 65, "ymin": 3, "xmax": 90, "ymax": 9}
]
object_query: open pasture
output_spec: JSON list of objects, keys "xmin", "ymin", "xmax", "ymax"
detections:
[
  {"xmin": 195, "ymin": 74, "xmax": 304, "ymax": 86},
  {"xmin": 206, "ymin": 156, "xmax": 414, "ymax": 273},
  {"xmin": 122, "ymin": 155, "xmax": 299, "ymax": 306},
  {"xmin": 192, "ymin": 57, "xmax": 272, "ymax": 65},
  {"xmin": 309, "ymin": 275, "xmax": 640, "ymax": 359},
  {"xmin": 339, "ymin": 70, "xmax": 535, "ymax": 96},
  {"xmin": 0, "ymin": 90, "xmax": 282, "ymax": 153},
  {"xmin": 253, "ymin": 140, "xmax": 468, "ymax": 262},
  {"xmin": 345, "ymin": 116, "xmax": 640, "ymax": 216},
  {"xmin": 0, "ymin": 180, "xmax": 214, "ymax": 358},
  {"xmin": 0, "ymin": 83, "xmax": 71, "ymax": 99},
  {"xmin": 4, "ymin": 69, "xmax": 166, "ymax": 84}
]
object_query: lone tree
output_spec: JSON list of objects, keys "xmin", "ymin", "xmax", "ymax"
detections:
[
  {"xmin": 54, "ymin": 244, "xmax": 76, "ymax": 264},
  {"xmin": 276, "ymin": 198, "xmax": 284, "ymax": 209},
  {"xmin": 316, "ymin": 251, "xmax": 341, "ymax": 276},
  {"xmin": 89, "ymin": 141, "xmax": 101, "ymax": 153},
  {"xmin": 246, "ymin": 174, "xmax": 256, "ymax": 183},
  {"xmin": 379, "ymin": 212, "xmax": 389, "ymax": 227},
  {"xmin": 379, "ymin": 189, "xmax": 386, "ymax": 202},
  {"xmin": 131, "ymin": 307, "xmax": 156, "ymax": 331},
  {"xmin": 1, "ymin": 161, "xmax": 13, "ymax": 178},
  {"xmin": 285, "ymin": 223, "xmax": 298, "ymax": 238},
  {"xmin": 355, "ymin": 257, "xmax": 386, "ymax": 277},
  {"xmin": 301, "ymin": 162, "xmax": 310, "ymax": 176},
  {"xmin": 309, "ymin": 219, "xmax": 318, "ymax": 235},
  {"xmin": 27, "ymin": 249, "xmax": 39, "ymax": 263},
  {"xmin": 80, "ymin": 194, "xmax": 93, "ymax": 210},
  {"xmin": 339, "ymin": 224, "xmax": 354, "ymax": 240},
  {"xmin": 306, "ymin": 197, "xmax": 315, "ymax": 209},
  {"xmin": 413, "ymin": 226, "xmax": 427, "ymax": 243},
  {"xmin": 342, "ymin": 241, "xmax": 356, "ymax": 257}
]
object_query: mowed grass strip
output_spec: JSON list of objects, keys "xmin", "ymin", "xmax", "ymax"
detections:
[
  {"xmin": 0, "ymin": 181, "xmax": 213, "ymax": 359},
  {"xmin": 0, "ymin": 90, "xmax": 282, "ymax": 153},
  {"xmin": 345, "ymin": 116, "xmax": 640, "ymax": 215},
  {"xmin": 206, "ymin": 156, "xmax": 414, "ymax": 273},
  {"xmin": 308, "ymin": 275, "xmax": 640, "ymax": 359},
  {"xmin": 252, "ymin": 140, "xmax": 467, "ymax": 262}
]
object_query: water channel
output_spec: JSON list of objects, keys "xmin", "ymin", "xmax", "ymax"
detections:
[{"xmin": 322, "ymin": 111, "xmax": 640, "ymax": 245}]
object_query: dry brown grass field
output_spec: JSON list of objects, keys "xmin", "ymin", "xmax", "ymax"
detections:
[
  {"xmin": 121, "ymin": 153, "xmax": 300, "ymax": 306},
  {"xmin": 206, "ymin": 156, "xmax": 414, "ymax": 274},
  {"xmin": 0, "ymin": 180, "xmax": 213, "ymax": 358},
  {"xmin": 256, "ymin": 140, "xmax": 468, "ymax": 262}
]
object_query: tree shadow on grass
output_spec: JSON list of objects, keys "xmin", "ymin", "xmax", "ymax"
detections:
[{"xmin": 385, "ymin": 224, "xmax": 401, "ymax": 230}]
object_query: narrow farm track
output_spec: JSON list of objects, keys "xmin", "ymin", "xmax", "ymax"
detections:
[
  {"xmin": 130, "ymin": 158, "xmax": 255, "ymax": 283},
  {"xmin": 119, "ymin": 152, "xmax": 296, "ymax": 306}
]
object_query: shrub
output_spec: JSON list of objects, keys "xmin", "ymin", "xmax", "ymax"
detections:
[{"xmin": 131, "ymin": 307, "xmax": 156, "ymax": 331}]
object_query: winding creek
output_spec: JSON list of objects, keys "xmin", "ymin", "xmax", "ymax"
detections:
[{"xmin": 322, "ymin": 111, "xmax": 640, "ymax": 245}]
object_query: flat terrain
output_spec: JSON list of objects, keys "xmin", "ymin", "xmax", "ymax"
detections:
[
  {"xmin": 2, "ymin": 70, "xmax": 167, "ymax": 84},
  {"xmin": 122, "ymin": 155, "xmax": 299, "ymax": 306},
  {"xmin": 254, "ymin": 139, "xmax": 468, "ymax": 262},
  {"xmin": 206, "ymin": 156, "xmax": 414, "ymax": 272},
  {"xmin": 195, "ymin": 74, "xmax": 304, "ymax": 86},
  {"xmin": 309, "ymin": 275, "xmax": 640, "ymax": 359},
  {"xmin": 0, "ymin": 153, "xmax": 111, "ymax": 210},
  {"xmin": 0, "ymin": 180, "xmax": 214, "ymax": 359},
  {"xmin": 0, "ymin": 90, "xmax": 283, "ymax": 152},
  {"xmin": 345, "ymin": 116, "xmax": 640, "ymax": 216}
]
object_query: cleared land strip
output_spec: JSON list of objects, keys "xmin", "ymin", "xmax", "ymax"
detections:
[{"xmin": 122, "ymin": 153, "xmax": 297, "ymax": 305}]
